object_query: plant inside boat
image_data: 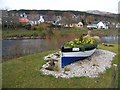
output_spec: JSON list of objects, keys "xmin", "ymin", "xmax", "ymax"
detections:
[{"xmin": 64, "ymin": 36, "xmax": 97, "ymax": 49}]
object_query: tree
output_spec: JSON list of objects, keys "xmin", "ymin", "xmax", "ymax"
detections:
[
  {"xmin": 62, "ymin": 12, "xmax": 74, "ymax": 25},
  {"xmin": 86, "ymin": 15, "xmax": 94, "ymax": 24},
  {"xmin": 45, "ymin": 11, "xmax": 56, "ymax": 23},
  {"xmin": 46, "ymin": 11, "xmax": 55, "ymax": 19},
  {"xmin": 9, "ymin": 11, "xmax": 20, "ymax": 29},
  {"xmin": 81, "ymin": 19, "xmax": 87, "ymax": 25}
]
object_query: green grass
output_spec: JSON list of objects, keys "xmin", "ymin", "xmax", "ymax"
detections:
[
  {"xmin": 2, "ymin": 43, "xmax": 118, "ymax": 88},
  {"xmin": 2, "ymin": 29, "xmax": 118, "ymax": 39},
  {"xmin": 2, "ymin": 29, "xmax": 42, "ymax": 38}
]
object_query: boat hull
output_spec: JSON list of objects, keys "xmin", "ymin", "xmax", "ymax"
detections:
[{"xmin": 61, "ymin": 48, "xmax": 96, "ymax": 68}]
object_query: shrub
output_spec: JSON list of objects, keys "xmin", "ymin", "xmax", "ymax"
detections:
[
  {"xmin": 31, "ymin": 23, "xmax": 48, "ymax": 31},
  {"xmin": 31, "ymin": 26, "xmax": 38, "ymax": 30},
  {"xmin": 33, "ymin": 32, "xmax": 39, "ymax": 37}
]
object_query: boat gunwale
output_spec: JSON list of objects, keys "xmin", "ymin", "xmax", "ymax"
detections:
[{"xmin": 61, "ymin": 43, "xmax": 97, "ymax": 52}]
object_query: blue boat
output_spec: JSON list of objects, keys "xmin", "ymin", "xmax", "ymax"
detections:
[{"xmin": 60, "ymin": 44, "xmax": 97, "ymax": 68}]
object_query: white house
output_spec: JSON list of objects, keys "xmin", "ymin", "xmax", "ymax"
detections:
[
  {"xmin": 38, "ymin": 16, "xmax": 45, "ymax": 23},
  {"xmin": 97, "ymin": 21, "xmax": 109, "ymax": 29},
  {"xmin": 28, "ymin": 15, "xmax": 45, "ymax": 25},
  {"xmin": 87, "ymin": 21, "xmax": 109, "ymax": 29}
]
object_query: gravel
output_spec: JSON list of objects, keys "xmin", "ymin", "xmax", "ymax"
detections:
[{"xmin": 40, "ymin": 49, "xmax": 116, "ymax": 78}]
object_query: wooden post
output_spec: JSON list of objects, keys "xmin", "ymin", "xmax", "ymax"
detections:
[{"xmin": 59, "ymin": 53, "xmax": 62, "ymax": 71}]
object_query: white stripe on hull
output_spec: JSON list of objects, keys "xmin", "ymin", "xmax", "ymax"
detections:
[{"xmin": 62, "ymin": 48, "xmax": 96, "ymax": 57}]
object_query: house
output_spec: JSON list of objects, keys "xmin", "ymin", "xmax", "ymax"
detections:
[
  {"xmin": 64, "ymin": 24, "xmax": 69, "ymax": 27},
  {"xmin": 62, "ymin": 22, "xmax": 83, "ymax": 28},
  {"xmin": 97, "ymin": 21, "xmax": 109, "ymax": 29},
  {"xmin": 20, "ymin": 13, "xmax": 27, "ymax": 18},
  {"xmin": 116, "ymin": 23, "xmax": 120, "ymax": 29},
  {"xmin": 27, "ymin": 13, "xmax": 40, "ymax": 25},
  {"xmin": 76, "ymin": 22, "xmax": 83, "ymax": 28},
  {"xmin": 69, "ymin": 22, "xmax": 83, "ymax": 28},
  {"xmin": 38, "ymin": 16, "xmax": 45, "ymax": 23},
  {"xmin": 19, "ymin": 18, "xmax": 29, "ymax": 23},
  {"xmin": 87, "ymin": 21, "xmax": 109, "ymax": 29},
  {"xmin": 43, "ymin": 15, "xmax": 56, "ymax": 23},
  {"xmin": 60, "ymin": 17, "xmax": 83, "ymax": 28}
]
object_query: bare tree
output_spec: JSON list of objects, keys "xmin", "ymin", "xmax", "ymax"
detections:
[
  {"xmin": 86, "ymin": 15, "xmax": 94, "ymax": 24},
  {"xmin": 46, "ymin": 11, "xmax": 55, "ymax": 21},
  {"xmin": 62, "ymin": 12, "xmax": 74, "ymax": 25}
]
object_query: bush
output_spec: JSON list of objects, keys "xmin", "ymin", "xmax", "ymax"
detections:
[
  {"xmin": 31, "ymin": 23, "xmax": 49, "ymax": 31},
  {"xmin": 31, "ymin": 26, "xmax": 38, "ymax": 30},
  {"xmin": 33, "ymin": 32, "xmax": 39, "ymax": 37}
]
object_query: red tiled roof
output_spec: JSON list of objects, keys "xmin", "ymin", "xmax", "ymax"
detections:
[{"xmin": 19, "ymin": 18, "xmax": 29, "ymax": 22}]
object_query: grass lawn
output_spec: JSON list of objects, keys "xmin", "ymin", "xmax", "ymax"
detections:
[
  {"xmin": 2, "ymin": 42, "xmax": 118, "ymax": 88},
  {"xmin": 2, "ymin": 29, "xmax": 42, "ymax": 38},
  {"xmin": 2, "ymin": 29, "xmax": 118, "ymax": 39}
]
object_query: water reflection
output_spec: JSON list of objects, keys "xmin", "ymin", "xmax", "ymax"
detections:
[
  {"xmin": 2, "ymin": 39, "xmax": 62, "ymax": 60},
  {"xmin": 2, "ymin": 36, "xmax": 119, "ymax": 61},
  {"xmin": 101, "ymin": 36, "xmax": 119, "ymax": 42}
]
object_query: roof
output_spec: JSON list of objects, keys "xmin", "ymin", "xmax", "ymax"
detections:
[
  {"xmin": 92, "ymin": 21, "xmax": 109, "ymax": 25},
  {"xmin": 43, "ymin": 15, "xmax": 56, "ymax": 22},
  {"xmin": 19, "ymin": 18, "xmax": 29, "ymax": 22},
  {"xmin": 92, "ymin": 21, "xmax": 100, "ymax": 24}
]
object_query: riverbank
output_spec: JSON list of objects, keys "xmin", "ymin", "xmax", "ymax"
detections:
[
  {"xmin": 2, "ymin": 29, "xmax": 118, "ymax": 40},
  {"xmin": 2, "ymin": 42, "xmax": 118, "ymax": 88}
]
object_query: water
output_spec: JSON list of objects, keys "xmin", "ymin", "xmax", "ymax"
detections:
[
  {"xmin": 2, "ymin": 39, "xmax": 62, "ymax": 60},
  {"xmin": 2, "ymin": 36, "xmax": 119, "ymax": 61},
  {"xmin": 101, "ymin": 36, "xmax": 119, "ymax": 42}
]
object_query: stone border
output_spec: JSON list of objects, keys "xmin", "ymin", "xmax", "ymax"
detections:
[{"xmin": 40, "ymin": 49, "xmax": 116, "ymax": 78}]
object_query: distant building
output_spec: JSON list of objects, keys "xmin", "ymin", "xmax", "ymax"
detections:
[
  {"xmin": 87, "ymin": 21, "xmax": 109, "ymax": 29},
  {"xmin": 43, "ymin": 15, "xmax": 56, "ymax": 23},
  {"xmin": 116, "ymin": 23, "xmax": 120, "ymax": 29},
  {"xmin": 38, "ymin": 16, "xmax": 45, "ymax": 23},
  {"xmin": 27, "ymin": 13, "xmax": 40, "ymax": 25},
  {"xmin": 69, "ymin": 22, "xmax": 83, "ymax": 28},
  {"xmin": 97, "ymin": 21, "xmax": 109, "ymax": 29},
  {"xmin": 19, "ymin": 18, "xmax": 29, "ymax": 23}
]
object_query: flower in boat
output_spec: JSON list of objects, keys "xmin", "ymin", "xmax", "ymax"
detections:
[{"xmin": 64, "ymin": 37, "xmax": 97, "ymax": 48}]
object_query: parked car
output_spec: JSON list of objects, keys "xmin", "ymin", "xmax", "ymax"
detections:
[{"xmin": 87, "ymin": 24, "xmax": 98, "ymax": 30}]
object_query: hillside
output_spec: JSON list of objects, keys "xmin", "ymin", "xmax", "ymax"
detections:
[{"xmin": 9, "ymin": 9, "xmax": 117, "ymax": 22}]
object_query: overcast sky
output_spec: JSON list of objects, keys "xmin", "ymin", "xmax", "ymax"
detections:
[{"xmin": 0, "ymin": 0, "xmax": 119, "ymax": 13}]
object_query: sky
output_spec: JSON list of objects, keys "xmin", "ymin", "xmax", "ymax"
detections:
[{"xmin": 0, "ymin": 0, "xmax": 119, "ymax": 13}]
